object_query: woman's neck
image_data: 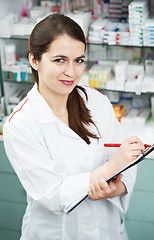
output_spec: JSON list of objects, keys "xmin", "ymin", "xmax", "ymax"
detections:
[{"xmin": 38, "ymin": 84, "xmax": 69, "ymax": 123}]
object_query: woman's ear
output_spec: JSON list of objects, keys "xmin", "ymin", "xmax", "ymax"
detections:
[{"xmin": 29, "ymin": 53, "xmax": 38, "ymax": 70}]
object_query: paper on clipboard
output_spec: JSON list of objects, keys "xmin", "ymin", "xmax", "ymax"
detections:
[{"xmin": 106, "ymin": 144, "xmax": 154, "ymax": 183}]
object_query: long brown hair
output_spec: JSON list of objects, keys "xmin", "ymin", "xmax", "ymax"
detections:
[{"xmin": 29, "ymin": 13, "xmax": 99, "ymax": 144}]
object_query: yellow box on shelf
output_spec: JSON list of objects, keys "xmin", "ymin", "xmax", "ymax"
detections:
[{"xmin": 88, "ymin": 64, "xmax": 112, "ymax": 89}]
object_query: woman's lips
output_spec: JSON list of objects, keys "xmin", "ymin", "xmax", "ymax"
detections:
[{"xmin": 60, "ymin": 80, "xmax": 74, "ymax": 86}]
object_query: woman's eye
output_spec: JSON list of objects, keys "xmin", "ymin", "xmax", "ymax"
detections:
[
  {"xmin": 54, "ymin": 58, "xmax": 64, "ymax": 63},
  {"xmin": 76, "ymin": 59, "xmax": 85, "ymax": 63}
]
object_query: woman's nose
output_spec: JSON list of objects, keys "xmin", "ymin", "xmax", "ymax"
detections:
[{"xmin": 64, "ymin": 62, "xmax": 75, "ymax": 77}]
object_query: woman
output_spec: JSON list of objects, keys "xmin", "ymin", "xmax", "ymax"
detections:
[{"xmin": 3, "ymin": 14, "xmax": 144, "ymax": 240}]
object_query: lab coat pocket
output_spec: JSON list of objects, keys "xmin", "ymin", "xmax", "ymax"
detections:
[{"xmin": 117, "ymin": 215, "xmax": 128, "ymax": 240}]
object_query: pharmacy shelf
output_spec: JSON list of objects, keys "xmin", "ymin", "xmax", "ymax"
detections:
[
  {"xmin": 3, "ymin": 80, "xmax": 33, "ymax": 84},
  {"xmin": 97, "ymin": 88, "xmax": 154, "ymax": 95},
  {"xmin": 1, "ymin": 35, "xmax": 30, "ymax": 40},
  {"xmin": 2, "ymin": 36, "xmax": 154, "ymax": 48},
  {"xmin": 0, "ymin": 36, "xmax": 31, "ymax": 116},
  {"xmin": 87, "ymin": 42, "xmax": 154, "ymax": 48}
]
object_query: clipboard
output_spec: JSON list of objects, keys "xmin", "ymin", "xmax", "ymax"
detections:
[
  {"xmin": 106, "ymin": 143, "xmax": 154, "ymax": 182},
  {"xmin": 67, "ymin": 144, "xmax": 154, "ymax": 214}
]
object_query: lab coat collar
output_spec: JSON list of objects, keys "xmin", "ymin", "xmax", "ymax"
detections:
[
  {"xmin": 27, "ymin": 84, "xmax": 84, "ymax": 141},
  {"xmin": 27, "ymin": 83, "xmax": 57, "ymax": 124}
]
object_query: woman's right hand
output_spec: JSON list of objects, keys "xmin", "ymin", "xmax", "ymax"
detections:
[
  {"xmin": 90, "ymin": 136, "xmax": 145, "ymax": 185},
  {"xmin": 113, "ymin": 136, "xmax": 145, "ymax": 170}
]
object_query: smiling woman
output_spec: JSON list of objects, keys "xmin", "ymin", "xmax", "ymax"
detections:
[
  {"xmin": 29, "ymin": 35, "xmax": 85, "ymax": 96},
  {"xmin": 3, "ymin": 13, "xmax": 145, "ymax": 240},
  {"xmin": 29, "ymin": 14, "xmax": 98, "ymax": 141},
  {"xmin": 29, "ymin": 34, "xmax": 86, "ymax": 126}
]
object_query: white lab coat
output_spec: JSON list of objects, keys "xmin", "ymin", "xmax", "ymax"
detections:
[{"xmin": 3, "ymin": 84, "xmax": 136, "ymax": 240}]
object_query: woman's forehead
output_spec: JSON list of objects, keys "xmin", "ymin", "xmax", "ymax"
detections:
[{"xmin": 46, "ymin": 34, "xmax": 85, "ymax": 55}]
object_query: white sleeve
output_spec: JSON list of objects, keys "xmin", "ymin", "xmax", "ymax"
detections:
[
  {"xmin": 107, "ymin": 166, "xmax": 137, "ymax": 213},
  {"xmin": 99, "ymin": 95, "xmax": 137, "ymax": 213},
  {"xmin": 3, "ymin": 122, "xmax": 90, "ymax": 214}
]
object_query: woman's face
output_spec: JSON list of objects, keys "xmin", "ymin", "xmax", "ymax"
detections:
[{"xmin": 30, "ymin": 34, "xmax": 85, "ymax": 98}]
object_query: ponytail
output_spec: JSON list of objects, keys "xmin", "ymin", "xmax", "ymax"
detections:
[{"xmin": 67, "ymin": 86, "xmax": 100, "ymax": 144}]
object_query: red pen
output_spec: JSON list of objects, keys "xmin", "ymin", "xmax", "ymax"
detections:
[{"xmin": 104, "ymin": 143, "xmax": 151, "ymax": 148}]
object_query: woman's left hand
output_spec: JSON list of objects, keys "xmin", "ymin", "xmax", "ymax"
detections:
[{"xmin": 88, "ymin": 174, "xmax": 125, "ymax": 200}]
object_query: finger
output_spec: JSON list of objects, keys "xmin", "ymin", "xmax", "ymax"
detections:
[
  {"xmin": 130, "ymin": 143, "xmax": 145, "ymax": 151},
  {"xmin": 113, "ymin": 174, "xmax": 123, "ymax": 183},
  {"xmin": 99, "ymin": 179, "xmax": 108, "ymax": 190},
  {"xmin": 88, "ymin": 189, "xmax": 92, "ymax": 198},
  {"xmin": 93, "ymin": 180, "xmax": 103, "ymax": 193},
  {"xmin": 108, "ymin": 174, "xmax": 122, "ymax": 187},
  {"xmin": 128, "ymin": 136, "xmax": 141, "ymax": 144},
  {"xmin": 128, "ymin": 136, "xmax": 144, "ymax": 149},
  {"xmin": 131, "ymin": 149, "xmax": 143, "ymax": 156},
  {"xmin": 89, "ymin": 184, "xmax": 96, "ymax": 195},
  {"xmin": 88, "ymin": 184, "xmax": 98, "ymax": 200}
]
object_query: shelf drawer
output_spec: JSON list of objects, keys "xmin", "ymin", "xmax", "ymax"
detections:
[
  {"xmin": 135, "ymin": 158, "xmax": 154, "ymax": 192},
  {"xmin": 0, "ymin": 228, "xmax": 21, "ymax": 240},
  {"xmin": 126, "ymin": 190, "xmax": 154, "ymax": 223},
  {"xmin": 0, "ymin": 173, "xmax": 26, "ymax": 203},
  {"xmin": 0, "ymin": 201, "xmax": 26, "ymax": 231},
  {"xmin": 126, "ymin": 220, "xmax": 154, "ymax": 240},
  {"xmin": 0, "ymin": 142, "xmax": 14, "ymax": 173}
]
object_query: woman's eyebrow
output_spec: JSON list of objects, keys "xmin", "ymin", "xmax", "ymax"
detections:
[
  {"xmin": 50, "ymin": 55, "xmax": 67, "ymax": 59},
  {"xmin": 76, "ymin": 55, "xmax": 85, "ymax": 59},
  {"xmin": 50, "ymin": 55, "xmax": 85, "ymax": 59}
]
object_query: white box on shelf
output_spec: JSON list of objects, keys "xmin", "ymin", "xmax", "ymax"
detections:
[
  {"xmin": 121, "ymin": 108, "xmax": 140, "ymax": 125},
  {"xmin": 142, "ymin": 74, "xmax": 154, "ymax": 93},
  {"xmin": 0, "ymin": 13, "xmax": 17, "ymax": 38},
  {"xmin": 115, "ymin": 60, "xmax": 128, "ymax": 82},
  {"xmin": 133, "ymin": 108, "xmax": 151, "ymax": 125}
]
